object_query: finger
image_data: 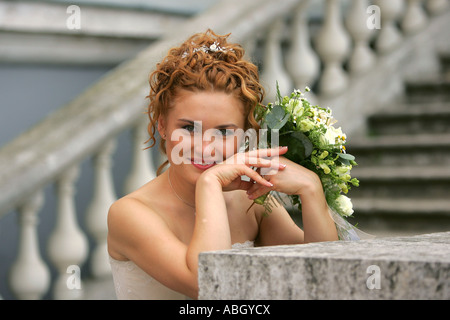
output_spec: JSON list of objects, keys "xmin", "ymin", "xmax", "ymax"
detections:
[
  {"xmin": 247, "ymin": 185, "xmax": 273, "ymax": 200},
  {"xmin": 259, "ymin": 162, "xmax": 286, "ymax": 176},
  {"xmin": 248, "ymin": 167, "xmax": 261, "ymax": 185},
  {"xmin": 244, "ymin": 157, "xmax": 288, "ymax": 171},
  {"xmin": 246, "ymin": 181, "xmax": 261, "ymax": 195},
  {"xmin": 243, "ymin": 156, "xmax": 273, "ymax": 167},
  {"xmin": 241, "ymin": 165, "xmax": 273, "ymax": 188},
  {"xmin": 247, "ymin": 146, "xmax": 288, "ymax": 158},
  {"xmin": 235, "ymin": 180, "xmax": 254, "ymax": 191}
]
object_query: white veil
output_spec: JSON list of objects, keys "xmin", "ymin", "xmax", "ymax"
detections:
[{"xmin": 328, "ymin": 206, "xmax": 375, "ymax": 241}]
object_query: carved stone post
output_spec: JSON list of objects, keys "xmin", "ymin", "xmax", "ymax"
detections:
[
  {"xmin": 260, "ymin": 17, "xmax": 293, "ymax": 102},
  {"xmin": 85, "ymin": 139, "xmax": 117, "ymax": 278},
  {"xmin": 9, "ymin": 191, "xmax": 50, "ymax": 299},
  {"xmin": 346, "ymin": 0, "xmax": 377, "ymax": 75},
  {"xmin": 286, "ymin": 0, "xmax": 320, "ymax": 99},
  {"xmin": 48, "ymin": 165, "xmax": 88, "ymax": 299},
  {"xmin": 123, "ymin": 117, "xmax": 156, "ymax": 195},
  {"xmin": 315, "ymin": 0, "xmax": 351, "ymax": 96}
]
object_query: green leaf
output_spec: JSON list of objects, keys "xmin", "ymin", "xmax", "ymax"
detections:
[
  {"xmin": 254, "ymin": 193, "xmax": 269, "ymax": 205},
  {"xmin": 276, "ymin": 81, "xmax": 282, "ymax": 105},
  {"xmin": 338, "ymin": 153, "xmax": 355, "ymax": 161},
  {"xmin": 337, "ymin": 153, "xmax": 355, "ymax": 166},
  {"xmin": 265, "ymin": 105, "xmax": 290, "ymax": 130},
  {"xmin": 280, "ymin": 131, "xmax": 313, "ymax": 163}
]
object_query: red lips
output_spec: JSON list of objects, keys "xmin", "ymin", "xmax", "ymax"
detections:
[{"xmin": 191, "ymin": 159, "xmax": 216, "ymax": 170}]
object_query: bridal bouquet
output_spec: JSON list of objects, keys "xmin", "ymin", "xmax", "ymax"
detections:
[{"xmin": 254, "ymin": 84, "xmax": 360, "ymax": 223}]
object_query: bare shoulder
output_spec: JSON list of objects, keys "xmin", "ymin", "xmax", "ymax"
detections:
[
  {"xmin": 107, "ymin": 192, "xmax": 169, "ymax": 260},
  {"xmin": 108, "ymin": 196, "xmax": 152, "ymax": 229},
  {"xmin": 107, "ymin": 175, "xmax": 167, "ymax": 231}
]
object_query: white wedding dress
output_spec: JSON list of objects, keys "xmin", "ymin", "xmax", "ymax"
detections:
[{"xmin": 109, "ymin": 240, "xmax": 254, "ymax": 300}]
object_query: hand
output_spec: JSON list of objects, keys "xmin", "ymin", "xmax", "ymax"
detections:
[
  {"xmin": 200, "ymin": 147, "xmax": 289, "ymax": 192},
  {"xmin": 246, "ymin": 156, "xmax": 323, "ymax": 200}
]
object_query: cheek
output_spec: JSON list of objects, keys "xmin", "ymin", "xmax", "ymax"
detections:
[
  {"xmin": 166, "ymin": 130, "xmax": 194, "ymax": 163},
  {"xmin": 222, "ymin": 135, "xmax": 241, "ymax": 158}
]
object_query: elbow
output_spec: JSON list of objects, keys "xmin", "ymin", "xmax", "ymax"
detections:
[{"xmin": 186, "ymin": 285, "xmax": 199, "ymax": 300}]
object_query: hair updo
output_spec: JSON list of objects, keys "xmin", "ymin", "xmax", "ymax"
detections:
[{"xmin": 146, "ymin": 29, "xmax": 265, "ymax": 175}]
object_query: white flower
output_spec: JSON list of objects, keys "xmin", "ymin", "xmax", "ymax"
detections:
[
  {"xmin": 299, "ymin": 118, "xmax": 315, "ymax": 132},
  {"xmin": 337, "ymin": 165, "xmax": 352, "ymax": 175},
  {"xmin": 336, "ymin": 195, "xmax": 354, "ymax": 217},
  {"xmin": 287, "ymin": 99, "xmax": 304, "ymax": 117},
  {"xmin": 321, "ymin": 126, "xmax": 344, "ymax": 146}
]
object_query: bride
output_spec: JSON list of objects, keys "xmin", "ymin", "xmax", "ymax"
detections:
[{"xmin": 107, "ymin": 29, "xmax": 338, "ymax": 300}]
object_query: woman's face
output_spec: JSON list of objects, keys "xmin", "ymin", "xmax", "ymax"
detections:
[{"xmin": 159, "ymin": 89, "xmax": 246, "ymax": 183}]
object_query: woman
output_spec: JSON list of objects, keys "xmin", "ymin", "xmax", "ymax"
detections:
[{"xmin": 107, "ymin": 30, "xmax": 338, "ymax": 300}]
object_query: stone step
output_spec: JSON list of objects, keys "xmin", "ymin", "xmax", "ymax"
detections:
[
  {"xmin": 347, "ymin": 133, "xmax": 450, "ymax": 166},
  {"xmin": 350, "ymin": 197, "xmax": 450, "ymax": 235},
  {"xmin": 352, "ymin": 197, "xmax": 450, "ymax": 216},
  {"xmin": 367, "ymin": 105, "xmax": 450, "ymax": 136},
  {"xmin": 349, "ymin": 166, "xmax": 450, "ymax": 199},
  {"xmin": 440, "ymin": 53, "xmax": 450, "ymax": 77},
  {"xmin": 405, "ymin": 78, "xmax": 450, "ymax": 103}
]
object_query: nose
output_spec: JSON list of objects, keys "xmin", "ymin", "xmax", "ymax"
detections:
[{"xmin": 193, "ymin": 132, "xmax": 221, "ymax": 163}]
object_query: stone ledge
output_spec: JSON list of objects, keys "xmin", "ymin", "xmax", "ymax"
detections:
[{"xmin": 198, "ymin": 232, "xmax": 450, "ymax": 300}]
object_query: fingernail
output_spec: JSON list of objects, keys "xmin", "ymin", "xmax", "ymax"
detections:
[{"xmin": 279, "ymin": 164, "xmax": 287, "ymax": 169}]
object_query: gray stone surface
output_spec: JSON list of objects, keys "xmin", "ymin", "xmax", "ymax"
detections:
[{"xmin": 198, "ymin": 232, "xmax": 450, "ymax": 300}]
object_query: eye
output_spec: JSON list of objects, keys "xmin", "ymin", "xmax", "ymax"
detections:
[
  {"xmin": 217, "ymin": 128, "xmax": 234, "ymax": 136},
  {"xmin": 182, "ymin": 125, "xmax": 196, "ymax": 133}
]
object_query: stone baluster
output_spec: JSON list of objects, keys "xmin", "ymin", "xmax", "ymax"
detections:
[
  {"xmin": 260, "ymin": 17, "xmax": 293, "ymax": 102},
  {"xmin": 243, "ymin": 34, "xmax": 258, "ymax": 60},
  {"xmin": 9, "ymin": 191, "xmax": 50, "ymax": 299},
  {"xmin": 345, "ymin": 0, "xmax": 377, "ymax": 76},
  {"xmin": 403, "ymin": 0, "xmax": 440, "ymax": 77},
  {"xmin": 402, "ymin": 0, "xmax": 428, "ymax": 35},
  {"xmin": 374, "ymin": 0, "xmax": 404, "ymax": 54},
  {"xmin": 85, "ymin": 139, "xmax": 117, "ymax": 278},
  {"xmin": 123, "ymin": 117, "xmax": 156, "ymax": 195},
  {"xmin": 286, "ymin": 0, "xmax": 320, "ymax": 98},
  {"xmin": 315, "ymin": 0, "xmax": 351, "ymax": 97},
  {"xmin": 426, "ymin": 0, "xmax": 449, "ymax": 15},
  {"xmin": 47, "ymin": 165, "xmax": 88, "ymax": 299}
]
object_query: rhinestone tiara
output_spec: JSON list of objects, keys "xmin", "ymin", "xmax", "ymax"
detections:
[{"xmin": 181, "ymin": 41, "xmax": 234, "ymax": 58}]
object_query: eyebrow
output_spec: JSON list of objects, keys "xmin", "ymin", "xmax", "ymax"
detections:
[{"xmin": 177, "ymin": 118, "xmax": 239, "ymax": 129}]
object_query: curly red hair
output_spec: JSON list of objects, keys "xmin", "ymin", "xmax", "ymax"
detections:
[{"xmin": 146, "ymin": 29, "xmax": 265, "ymax": 175}]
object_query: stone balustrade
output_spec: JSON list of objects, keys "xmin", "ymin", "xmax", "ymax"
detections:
[{"xmin": 0, "ymin": 0, "xmax": 449, "ymax": 299}]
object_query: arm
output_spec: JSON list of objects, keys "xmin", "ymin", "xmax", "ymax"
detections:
[
  {"xmin": 107, "ymin": 197, "xmax": 200, "ymax": 298},
  {"xmin": 186, "ymin": 163, "xmax": 275, "ymax": 279},
  {"xmin": 108, "ymin": 150, "xmax": 282, "ymax": 299},
  {"xmin": 248, "ymin": 156, "xmax": 338, "ymax": 244},
  {"xmin": 186, "ymin": 148, "xmax": 288, "ymax": 282}
]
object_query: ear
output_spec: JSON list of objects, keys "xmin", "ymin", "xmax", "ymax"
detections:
[{"xmin": 157, "ymin": 115, "xmax": 166, "ymax": 139}]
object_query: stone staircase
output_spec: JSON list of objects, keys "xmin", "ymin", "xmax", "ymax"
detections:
[{"xmin": 348, "ymin": 54, "xmax": 450, "ymax": 237}]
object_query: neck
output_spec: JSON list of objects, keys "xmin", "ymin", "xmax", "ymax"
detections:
[{"xmin": 167, "ymin": 167, "xmax": 196, "ymax": 209}]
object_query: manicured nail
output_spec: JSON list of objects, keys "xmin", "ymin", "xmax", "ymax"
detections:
[{"xmin": 279, "ymin": 164, "xmax": 287, "ymax": 169}]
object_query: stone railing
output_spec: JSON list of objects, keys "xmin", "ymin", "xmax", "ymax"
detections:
[
  {"xmin": 0, "ymin": 0, "xmax": 449, "ymax": 299},
  {"xmin": 198, "ymin": 231, "xmax": 450, "ymax": 299}
]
